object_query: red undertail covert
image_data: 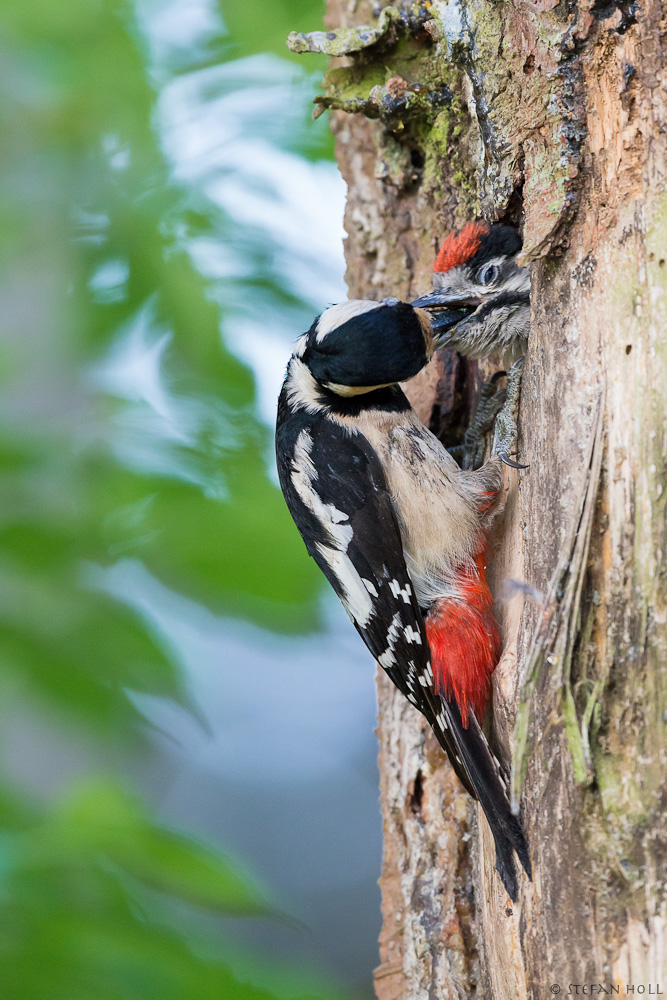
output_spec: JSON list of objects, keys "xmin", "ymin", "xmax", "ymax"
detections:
[{"xmin": 425, "ymin": 549, "xmax": 501, "ymax": 725}]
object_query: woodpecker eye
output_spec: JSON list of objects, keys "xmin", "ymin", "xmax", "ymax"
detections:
[{"xmin": 478, "ymin": 263, "xmax": 499, "ymax": 286}]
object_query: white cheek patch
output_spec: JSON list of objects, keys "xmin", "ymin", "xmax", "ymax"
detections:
[{"xmin": 316, "ymin": 299, "xmax": 383, "ymax": 342}]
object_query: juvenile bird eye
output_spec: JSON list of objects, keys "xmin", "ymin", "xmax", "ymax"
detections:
[{"xmin": 478, "ymin": 263, "xmax": 499, "ymax": 286}]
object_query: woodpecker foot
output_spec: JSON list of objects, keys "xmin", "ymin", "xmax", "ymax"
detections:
[
  {"xmin": 457, "ymin": 371, "xmax": 507, "ymax": 471},
  {"xmin": 493, "ymin": 358, "xmax": 528, "ymax": 469}
]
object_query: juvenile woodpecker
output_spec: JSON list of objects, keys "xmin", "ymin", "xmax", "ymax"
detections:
[
  {"xmin": 275, "ymin": 297, "xmax": 531, "ymax": 900},
  {"xmin": 412, "ymin": 221, "xmax": 530, "ymax": 360}
]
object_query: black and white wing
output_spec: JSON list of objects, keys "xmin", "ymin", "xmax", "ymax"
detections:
[{"xmin": 277, "ymin": 413, "xmax": 427, "ymax": 683}]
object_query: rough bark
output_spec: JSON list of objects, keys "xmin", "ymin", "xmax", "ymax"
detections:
[{"xmin": 315, "ymin": 0, "xmax": 667, "ymax": 995}]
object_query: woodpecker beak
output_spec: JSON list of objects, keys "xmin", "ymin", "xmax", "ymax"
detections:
[{"xmin": 411, "ymin": 291, "xmax": 480, "ymax": 345}]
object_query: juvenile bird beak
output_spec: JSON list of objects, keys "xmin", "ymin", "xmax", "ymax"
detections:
[{"xmin": 411, "ymin": 290, "xmax": 481, "ymax": 345}]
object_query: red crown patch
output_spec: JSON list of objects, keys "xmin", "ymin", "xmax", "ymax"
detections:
[{"xmin": 434, "ymin": 221, "xmax": 490, "ymax": 274}]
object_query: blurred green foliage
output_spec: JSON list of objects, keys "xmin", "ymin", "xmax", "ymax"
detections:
[
  {"xmin": 0, "ymin": 0, "xmax": 328, "ymax": 727},
  {"xmin": 0, "ymin": 0, "xmax": 352, "ymax": 996},
  {"xmin": 0, "ymin": 782, "xmax": 332, "ymax": 1000}
]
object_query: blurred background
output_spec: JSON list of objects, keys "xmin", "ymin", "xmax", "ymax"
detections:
[{"xmin": 0, "ymin": 1, "xmax": 383, "ymax": 997}]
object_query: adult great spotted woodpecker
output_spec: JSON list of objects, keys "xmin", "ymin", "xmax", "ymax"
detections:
[{"xmin": 275, "ymin": 227, "xmax": 531, "ymax": 900}]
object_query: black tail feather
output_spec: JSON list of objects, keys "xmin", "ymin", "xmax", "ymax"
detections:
[{"xmin": 439, "ymin": 695, "xmax": 532, "ymax": 902}]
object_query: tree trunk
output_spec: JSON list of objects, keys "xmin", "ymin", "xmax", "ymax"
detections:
[{"xmin": 309, "ymin": 0, "xmax": 667, "ymax": 994}]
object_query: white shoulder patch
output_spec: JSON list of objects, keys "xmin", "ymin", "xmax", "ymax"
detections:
[
  {"xmin": 316, "ymin": 300, "xmax": 383, "ymax": 343},
  {"xmin": 291, "ymin": 429, "xmax": 353, "ymax": 550}
]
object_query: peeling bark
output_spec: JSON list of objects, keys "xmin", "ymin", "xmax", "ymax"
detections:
[{"xmin": 313, "ymin": 0, "xmax": 667, "ymax": 994}]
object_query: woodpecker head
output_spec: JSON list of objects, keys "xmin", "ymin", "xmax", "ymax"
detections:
[
  {"xmin": 412, "ymin": 222, "xmax": 530, "ymax": 360},
  {"xmin": 293, "ymin": 298, "xmax": 435, "ymax": 395}
]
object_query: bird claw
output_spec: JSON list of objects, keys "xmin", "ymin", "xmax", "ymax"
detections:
[
  {"xmin": 499, "ymin": 452, "xmax": 530, "ymax": 470},
  {"xmin": 492, "ymin": 358, "xmax": 526, "ymax": 469},
  {"xmin": 458, "ymin": 371, "xmax": 508, "ymax": 470},
  {"xmin": 456, "ymin": 359, "xmax": 527, "ymax": 471}
]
